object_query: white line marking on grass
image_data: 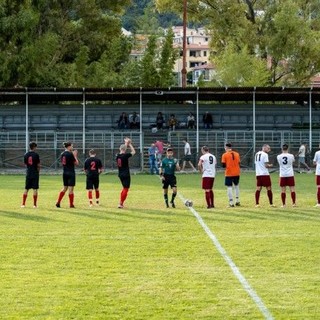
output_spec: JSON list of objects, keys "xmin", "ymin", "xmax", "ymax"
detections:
[{"xmin": 178, "ymin": 194, "xmax": 274, "ymax": 320}]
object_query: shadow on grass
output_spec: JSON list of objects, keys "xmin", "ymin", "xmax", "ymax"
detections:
[
  {"xmin": 0, "ymin": 210, "xmax": 62, "ymax": 222},
  {"xmin": 66, "ymin": 209, "xmax": 128, "ymax": 221},
  {"xmin": 203, "ymin": 207, "xmax": 320, "ymax": 223},
  {"xmin": 66, "ymin": 206, "xmax": 192, "ymax": 223}
]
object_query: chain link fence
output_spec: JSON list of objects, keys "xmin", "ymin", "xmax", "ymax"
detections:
[{"xmin": 1, "ymin": 130, "xmax": 319, "ymax": 172}]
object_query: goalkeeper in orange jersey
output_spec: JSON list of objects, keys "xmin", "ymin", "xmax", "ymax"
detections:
[{"xmin": 221, "ymin": 143, "xmax": 241, "ymax": 207}]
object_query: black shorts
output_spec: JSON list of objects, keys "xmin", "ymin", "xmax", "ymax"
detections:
[
  {"xmin": 25, "ymin": 176, "xmax": 39, "ymax": 190},
  {"xmin": 162, "ymin": 174, "xmax": 177, "ymax": 189},
  {"xmin": 63, "ymin": 172, "xmax": 76, "ymax": 187},
  {"xmin": 119, "ymin": 175, "xmax": 131, "ymax": 189},
  {"xmin": 225, "ymin": 176, "xmax": 240, "ymax": 187},
  {"xmin": 86, "ymin": 176, "xmax": 99, "ymax": 190},
  {"xmin": 184, "ymin": 155, "xmax": 192, "ymax": 161}
]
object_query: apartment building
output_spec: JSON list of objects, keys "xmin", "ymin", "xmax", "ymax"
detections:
[{"xmin": 172, "ymin": 26, "xmax": 212, "ymax": 84}]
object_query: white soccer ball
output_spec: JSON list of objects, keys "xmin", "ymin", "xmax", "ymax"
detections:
[{"xmin": 185, "ymin": 199, "xmax": 193, "ymax": 207}]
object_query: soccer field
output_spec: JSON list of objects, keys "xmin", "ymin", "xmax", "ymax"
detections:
[{"xmin": 0, "ymin": 173, "xmax": 319, "ymax": 319}]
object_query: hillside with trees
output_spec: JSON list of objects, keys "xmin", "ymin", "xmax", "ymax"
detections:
[{"xmin": 122, "ymin": 0, "xmax": 181, "ymax": 32}]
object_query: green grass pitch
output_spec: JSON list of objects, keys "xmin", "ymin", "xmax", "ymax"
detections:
[{"xmin": 0, "ymin": 172, "xmax": 319, "ymax": 319}]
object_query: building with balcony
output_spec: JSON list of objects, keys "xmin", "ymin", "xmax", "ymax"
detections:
[{"xmin": 172, "ymin": 26, "xmax": 212, "ymax": 85}]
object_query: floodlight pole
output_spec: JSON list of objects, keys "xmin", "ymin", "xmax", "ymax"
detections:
[
  {"xmin": 25, "ymin": 88, "xmax": 29, "ymax": 152},
  {"xmin": 82, "ymin": 89, "xmax": 86, "ymax": 159},
  {"xmin": 309, "ymin": 88, "xmax": 312, "ymax": 151},
  {"xmin": 182, "ymin": 0, "xmax": 187, "ymax": 88}
]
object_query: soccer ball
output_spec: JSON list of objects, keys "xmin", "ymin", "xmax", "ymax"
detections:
[{"xmin": 185, "ymin": 199, "xmax": 193, "ymax": 207}]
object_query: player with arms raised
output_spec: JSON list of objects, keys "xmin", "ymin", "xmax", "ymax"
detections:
[
  {"xmin": 277, "ymin": 144, "xmax": 296, "ymax": 207},
  {"xmin": 160, "ymin": 148, "xmax": 180, "ymax": 208},
  {"xmin": 198, "ymin": 146, "xmax": 216, "ymax": 209},
  {"xmin": 84, "ymin": 149, "xmax": 103, "ymax": 207},
  {"xmin": 255, "ymin": 144, "xmax": 275, "ymax": 207},
  {"xmin": 21, "ymin": 141, "xmax": 40, "ymax": 208},
  {"xmin": 56, "ymin": 141, "xmax": 79, "ymax": 208},
  {"xmin": 116, "ymin": 137, "xmax": 136, "ymax": 209}
]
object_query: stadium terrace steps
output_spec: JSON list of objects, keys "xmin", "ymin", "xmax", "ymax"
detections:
[{"xmin": 0, "ymin": 102, "xmax": 320, "ymax": 133}]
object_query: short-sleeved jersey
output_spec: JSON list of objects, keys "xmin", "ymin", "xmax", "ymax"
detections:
[
  {"xmin": 84, "ymin": 157, "xmax": 103, "ymax": 178},
  {"xmin": 299, "ymin": 145, "xmax": 306, "ymax": 157},
  {"xmin": 221, "ymin": 150, "xmax": 240, "ymax": 177},
  {"xmin": 313, "ymin": 150, "xmax": 320, "ymax": 175},
  {"xmin": 277, "ymin": 153, "xmax": 295, "ymax": 177},
  {"xmin": 199, "ymin": 153, "xmax": 216, "ymax": 178},
  {"xmin": 161, "ymin": 157, "xmax": 178, "ymax": 175},
  {"xmin": 255, "ymin": 151, "xmax": 270, "ymax": 176},
  {"xmin": 155, "ymin": 141, "xmax": 164, "ymax": 154},
  {"xmin": 116, "ymin": 153, "xmax": 132, "ymax": 177},
  {"xmin": 24, "ymin": 151, "xmax": 40, "ymax": 178},
  {"xmin": 184, "ymin": 142, "xmax": 191, "ymax": 155},
  {"xmin": 61, "ymin": 151, "xmax": 76, "ymax": 173}
]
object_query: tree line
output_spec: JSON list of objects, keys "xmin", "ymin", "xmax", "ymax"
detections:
[{"xmin": 1, "ymin": 0, "xmax": 320, "ymax": 88}]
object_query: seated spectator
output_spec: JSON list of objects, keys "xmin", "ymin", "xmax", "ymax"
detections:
[
  {"xmin": 156, "ymin": 112, "xmax": 165, "ymax": 130},
  {"xmin": 203, "ymin": 111, "xmax": 213, "ymax": 129},
  {"xmin": 129, "ymin": 112, "xmax": 140, "ymax": 129},
  {"xmin": 168, "ymin": 114, "xmax": 178, "ymax": 131},
  {"xmin": 117, "ymin": 112, "xmax": 129, "ymax": 129},
  {"xmin": 187, "ymin": 112, "xmax": 195, "ymax": 129}
]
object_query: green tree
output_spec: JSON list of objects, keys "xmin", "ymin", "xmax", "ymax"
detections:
[
  {"xmin": 211, "ymin": 45, "xmax": 270, "ymax": 87},
  {"xmin": 156, "ymin": 0, "xmax": 320, "ymax": 87},
  {"xmin": 140, "ymin": 35, "xmax": 160, "ymax": 87},
  {"xmin": 137, "ymin": 30, "xmax": 177, "ymax": 87},
  {"xmin": 135, "ymin": 1, "xmax": 160, "ymax": 35},
  {"xmin": 0, "ymin": 0, "xmax": 131, "ymax": 87},
  {"xmin": 158, "ymin": 28, "xmax": 177, "ymax": 87}
]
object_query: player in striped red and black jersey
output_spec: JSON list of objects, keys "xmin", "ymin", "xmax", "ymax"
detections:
[
  {"xmin": 84, "ymin": 149, "xmax": 103, "ymax": 207},
  {"xmin": 116, "ymin": 137, "xmax": 136, "ymax": 208},
  {"xmin": 56, "ymin": 141, "xmax": 79, "ymax": 208},
  {"xmin": 21, "ymin": 141, "xmax": 40, "ymax": 208}
]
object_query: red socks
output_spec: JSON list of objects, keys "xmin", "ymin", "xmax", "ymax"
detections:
[
  {"xmin": 267, "ymin": 190, "xmax": 273, "ymax": 205},
  {"xmin": 22, "ymin": 194, "xmax": 27, "ymax": 206},
  {"xmin": 88, "ymin": 191, "xmax": 93, "ymax": 204},
  {"xmin": 57, "ymin": 191, "xmax": 65, "ymax": 204},
  {"xmin": 210, "ymin": 190, "xmax": 214, "ymax": 207},
  {"xmin": 281, "ymin": 192, "xmax": 286, "ymax": 205},
  {"xmin": 69, "ymin": 193, "xmax": 74, "ymax": 207},
  {"xmin": 120, "ymin": 188, "xmax": 129, "ymax": 205},
  {"xmin": 205, "ymin": 190, "xmax": 214, "ymax": 207},
  {"xmin": 255, "ymin": 190, "xmax": 260, "ymax": 205}
]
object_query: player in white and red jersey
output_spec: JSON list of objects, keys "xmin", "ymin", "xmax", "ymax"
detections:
[
  {"xmin": 198, "ymin": 146, "xmax": 216, "ymax": 209},
  {"xmin": 277, "ymin": 144, "xmax": 296, "ymax": 207},
  {"xmin": 254, "ymin": 144, "xmax": 275, "ymax": 207}
]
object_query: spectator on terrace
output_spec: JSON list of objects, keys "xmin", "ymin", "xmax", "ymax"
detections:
[
  {"xmin": 168, "ymin": 114, "xmax": 178, "ymax": 131},
  {"xmin": 203, "ymin": 111, "xmax": 213, "ymax": 129},
  {"xmin": 156, "ymin": 112, "xmax": 165, "ymax": 130},
  {"xmin": 187, "ymin": 112, "xmax": 195, "ymax": 129},
  {"xmin": 129, "ymin": 112, "xmax": 140, "ymax": 129},
  {"xmin": 118, "ymin": 112, "xmax": 129, "ymax": 130}
]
